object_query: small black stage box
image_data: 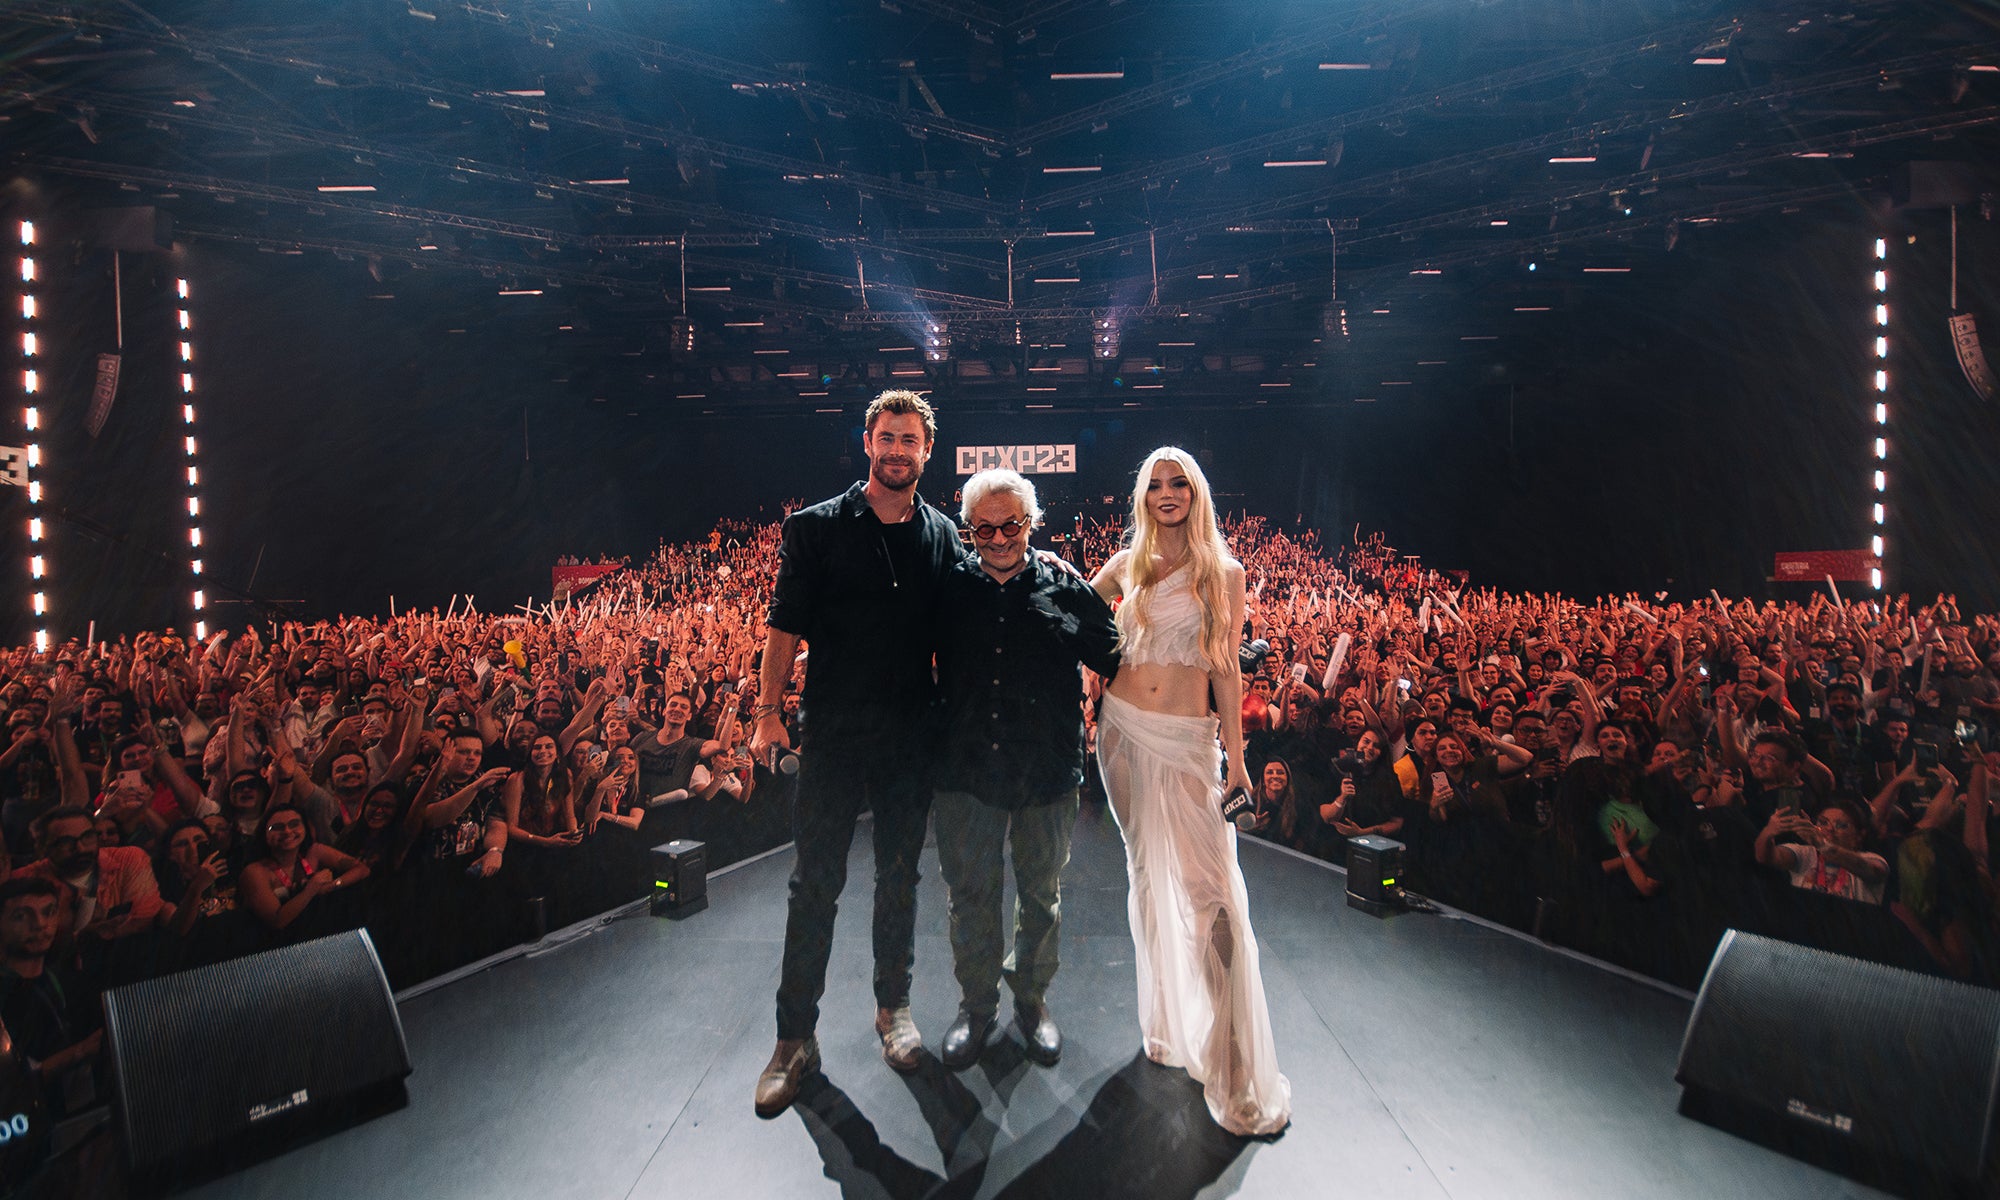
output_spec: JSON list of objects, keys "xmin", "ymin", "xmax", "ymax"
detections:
[
  {"xmin": 1344, "ymin": 835, "xmax": 1405, "ymax": 917},
  {"xmin": 652, "ymin": 839, "xmax": 708, "ymax": 917}
]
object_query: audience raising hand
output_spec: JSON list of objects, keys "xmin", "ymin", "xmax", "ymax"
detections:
[{"xmin": 0, "ymin": 506, "xmax": 1993, "ymax": 1058}]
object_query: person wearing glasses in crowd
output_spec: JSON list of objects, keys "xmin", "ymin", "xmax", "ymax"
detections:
[
  {"xmin": 10, "ymin": 805, "xmax": 163, "ymax": 948},
  {"xmin": 931, "ymin": 469, "xmax": 1120, "ymax": 1071},
  {"xmin": 239, "ymin": 803, "xmax": 369, "ymax": 935},
  {"xmin": 748, "ymin": 390, "xmax": 964, "ymax": 1118},
  {"xmin": 1089, "ymin": 447, "xmax": 1292, "ymax": 1138}
]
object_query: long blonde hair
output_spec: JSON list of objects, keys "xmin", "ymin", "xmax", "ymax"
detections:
[{"xmin": 1115, "ymin": 447, "xmax": 1236, "ymax": 671}]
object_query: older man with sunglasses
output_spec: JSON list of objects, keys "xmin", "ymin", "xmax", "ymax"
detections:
[{"xmin": 931, "ymin": 469, "xmax": 1120, "ymax": 1069}]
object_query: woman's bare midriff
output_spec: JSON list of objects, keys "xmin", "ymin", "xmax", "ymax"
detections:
[{"xmin": 1107, "ymin": 660, "xmax": 1215, "ymax": 718}]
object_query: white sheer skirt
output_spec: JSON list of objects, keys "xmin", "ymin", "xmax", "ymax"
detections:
[{"xmin": 1095, "ymin": 692, "xmax": 1292, "ymax": 1137}]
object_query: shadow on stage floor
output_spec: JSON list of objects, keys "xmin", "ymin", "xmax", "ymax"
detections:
[
  {"xmin": 797, "ymin": 1051, "xmax": 1247, "ymax": 1200},
  {"xmin": 159, "ymin": 798, "xmax": 1888, "ymax": 1200}
]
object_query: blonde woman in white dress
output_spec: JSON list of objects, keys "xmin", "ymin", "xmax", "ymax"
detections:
[{"xmin": 1089, "ymin": 447, "xmax": 1292, "ymax": 1138}]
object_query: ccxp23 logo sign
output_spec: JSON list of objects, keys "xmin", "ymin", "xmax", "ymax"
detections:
[{"xmin": 953, "ymin": 445, "xmax": 1077, "ymax": 475}]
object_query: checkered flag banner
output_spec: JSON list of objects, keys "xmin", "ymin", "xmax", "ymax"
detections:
[{"xmin": 0, "ymin": 446, "xmax": 25, "ymax": 489}]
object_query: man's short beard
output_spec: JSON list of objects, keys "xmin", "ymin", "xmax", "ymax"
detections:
[{"xmin": 871, "ymin": 460, "xmax": 920, "ymax": 490}]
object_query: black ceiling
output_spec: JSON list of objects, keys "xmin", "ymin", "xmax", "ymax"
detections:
[{"xmin": 6, "ymin": 0, "xmax": 2000, "ymax": 413}]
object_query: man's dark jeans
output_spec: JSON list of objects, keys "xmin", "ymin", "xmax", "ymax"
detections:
[{"xmin": 775, "ymin": 742, "xmax": 932, "ymax": 1039}]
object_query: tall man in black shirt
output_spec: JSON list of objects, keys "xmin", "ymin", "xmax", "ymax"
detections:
[
  {"xmin": 749, "ymin": 390, "xmax": 964, "ymax": 1118},
  {"xmin": 932, "ymin": 470, "xmax": 1119, "ymax": 1070}
]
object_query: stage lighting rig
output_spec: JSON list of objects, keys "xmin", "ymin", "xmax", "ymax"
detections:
[
  {"xmin": 177, "ymin": 277, "xmax": 210, "ymax": 639},
  {"xmin": 17, "ymin": 221, "xmax": 47, "ymax": 653},
  {"xmin": 1322, "ymin": 302, "xmax": 1350, "ymax": 340},
  {"xmin": 1871, "ymin": 237, "xmax": 1889, "ymax": 591},
  {"xmin": 1092, "ymin": 315, "xmax": 1120, "ymax": 360},
  {"xmin": 923, "ymin": 321, "xmax": 950, "ymax": 363}
]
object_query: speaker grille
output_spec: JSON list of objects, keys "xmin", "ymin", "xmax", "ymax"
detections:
[
  {"xmin": 1677, "ymin": 930, "xmax": 2000, "ymax": 1178},
  {"xmin": 104, "ymin": 930, "xmax": 411, "ymax": 1172}
]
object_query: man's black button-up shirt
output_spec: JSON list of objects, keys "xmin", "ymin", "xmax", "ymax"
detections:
[
  {"xmin": 766, "ymin": 481, "xmax": 963, "ymax": 750},
  {"xmin": 935, "ymin": 554, "xmax": 1121, "ymax": 808}
]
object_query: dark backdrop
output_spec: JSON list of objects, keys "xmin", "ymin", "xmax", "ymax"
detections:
[{"xmin": 9, "ymin": 202, "xmax": 2000, "ymax": 641}]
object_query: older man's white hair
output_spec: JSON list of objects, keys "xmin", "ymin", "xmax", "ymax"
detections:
[{"xmin": 960, "ymin": 468, "xmax": 1044, "ymax": 529}]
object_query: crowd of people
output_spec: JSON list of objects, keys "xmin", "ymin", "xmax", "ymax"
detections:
[
  {"xmin": 1210, "ymin": 516, "xmax": 1997, "ymax": 993},
  {"xmin": 0, "ymin": 518, "xmax": 800, "ymax": 1122},
  {"xmin": 1, "ymin": 504, "xmax": 1994, "ymax": 1128}
]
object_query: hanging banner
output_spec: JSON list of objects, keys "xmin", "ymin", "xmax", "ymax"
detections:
[
  {"xmin": 552, "ymin": 562, "xmax": 621, "ymax": 595},
  {"xmin": 1773, "ymin": 550, "xmax": 1879, "ymax": 584},
  {"xmin": 86, "ymin": 352, "xmax": 122, "ymax": 437},
  {"xmin": 0, "ymin": 446, "xmax": 24, "ymax": 488}
]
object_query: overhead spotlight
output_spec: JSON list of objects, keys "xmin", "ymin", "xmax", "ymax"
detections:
[
  {"xmin": 923, "ymin": 321, "xmax": 951, "ymax": 363},
  {"xmin": 1093, "ymin": 316, "xmax": 1121, "ymax": 361},
  {"xmin": 671, "ymin": 317, "xmax": 696, "ymax": 354},
  {"xmin": 1322, "ymin": 302, "xmax": 1349, "ymax": 340}
]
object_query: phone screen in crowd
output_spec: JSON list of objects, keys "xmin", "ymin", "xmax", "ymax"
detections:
[
  {"xmin": 1914, "ymin": 740, "xmax": 1940, "ymax": 771},
  {"xmin": 1291, "ymin": 663, "xmax": 1309, "ymax": 684}
]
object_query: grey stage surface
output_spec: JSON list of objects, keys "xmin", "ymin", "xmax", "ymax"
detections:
[{"xmin": 182, "ymin": 801, "xmax": 1888, "ymax": 1200}]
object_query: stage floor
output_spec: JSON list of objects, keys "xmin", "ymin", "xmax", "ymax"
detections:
[{"xmin": 180, "ymin": 801, "xmax": 1888, "ymax": 1200}]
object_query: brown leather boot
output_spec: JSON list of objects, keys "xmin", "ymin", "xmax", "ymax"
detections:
[
  {"xmin": 875, "ymin": 1005, "xmax": 923, "ymax": 1073},
  {"xmin": 753, "ymin": 1036, "xmax": 820, "ymax": 1118}
]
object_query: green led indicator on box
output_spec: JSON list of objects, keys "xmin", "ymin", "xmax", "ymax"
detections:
[
  {"xmin": 650, "ymin": 839, "xmax": 708, "ymax": 917},
  {"xmin": 1382, "ymin": 878, "xmax": 1396, "ymax": 887}
]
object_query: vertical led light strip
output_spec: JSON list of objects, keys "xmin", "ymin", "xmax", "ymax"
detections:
[
  {"xmin": 177, "ymin": 277, "xmax": 207, "ymax": 639},
  {"xmin": 19, "ymin": 221, "xmax": 47, "ymax": 654},
  {"xmin": 1871, "ymin": 239, "xmax": 1888, "ymax": 592}
]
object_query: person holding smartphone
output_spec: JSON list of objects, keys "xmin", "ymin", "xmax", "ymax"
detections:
[
  {"xmin": 11, "ymin": 805, "xmax": 165, "ymax": 951},
  {"xmin": 1715, "ymin": 694, "xmax": 1833, "ymax": 824},
  {"xmin": 1755, "ymin": 796, "xmax": 1887, "ymax": 905}
]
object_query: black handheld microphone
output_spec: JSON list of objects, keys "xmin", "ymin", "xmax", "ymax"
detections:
[{"xmin": 1221, "ymin": 786, "xmax": 1257, "ymax": 830}]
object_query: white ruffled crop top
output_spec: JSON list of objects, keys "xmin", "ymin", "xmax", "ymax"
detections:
[{"xmin": 1122, "ymin": 566, "xmax": 1209, "ymax": 669}]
